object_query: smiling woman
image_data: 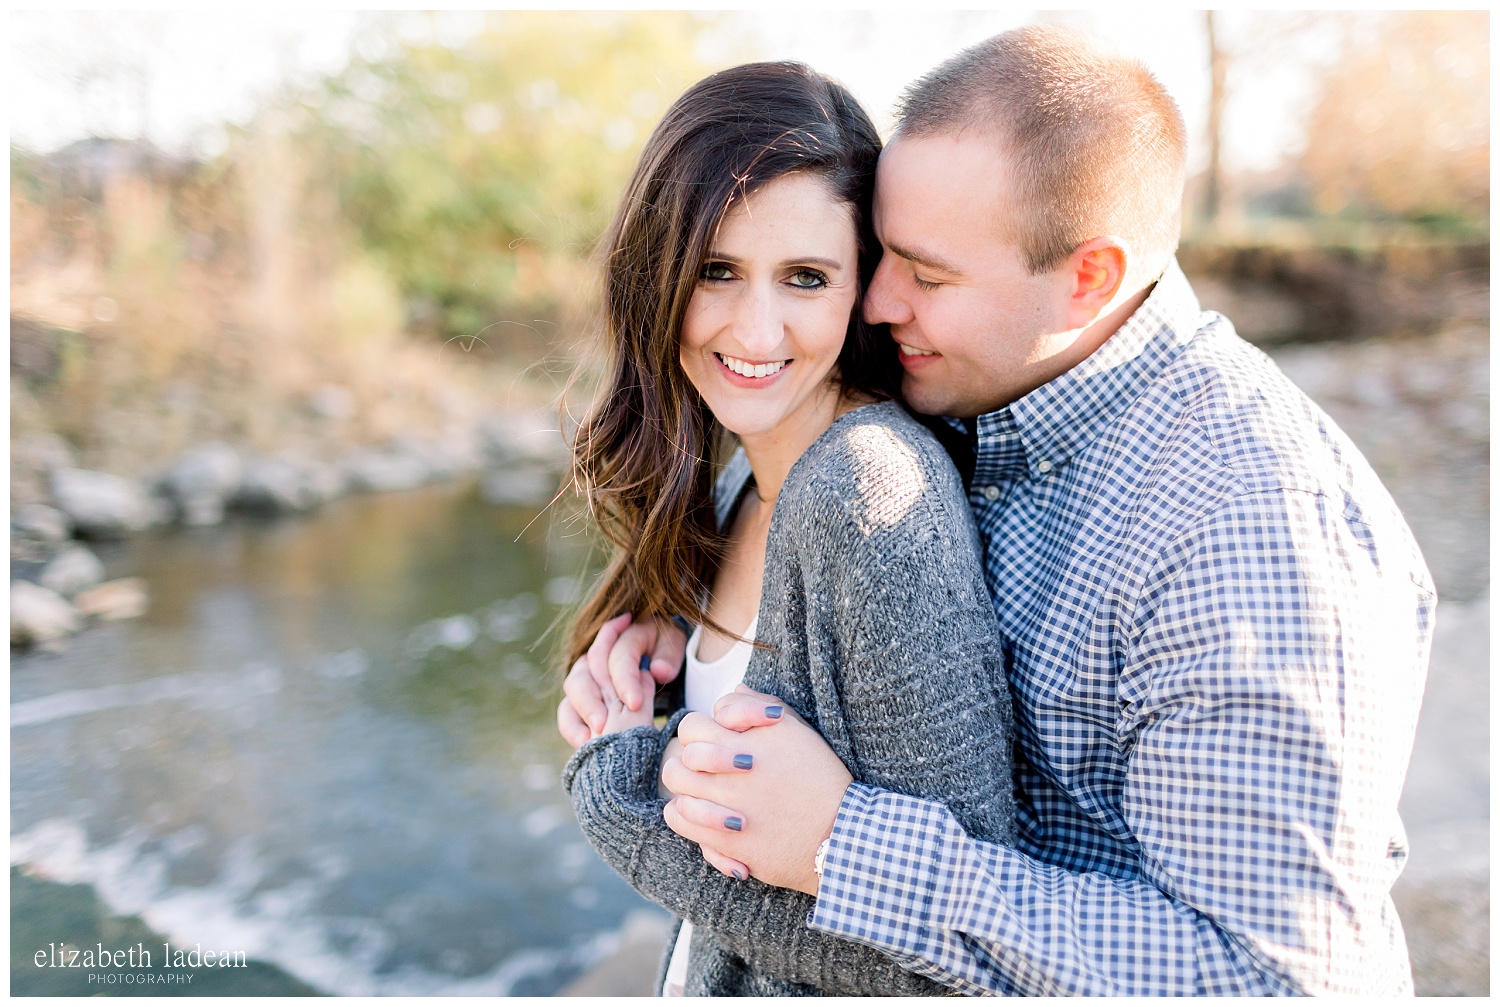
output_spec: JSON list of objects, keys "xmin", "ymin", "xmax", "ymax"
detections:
[
  {"xmin": 556, "ymin": 60, "xmax": 1016, "ymax": 997},
  {"xmin": 679, "ymin": 174, "xmax": 858, "ymax": 474},
  {"xmin": 562, "ymin": 62, "xmax": 897, "ymax": 660}
]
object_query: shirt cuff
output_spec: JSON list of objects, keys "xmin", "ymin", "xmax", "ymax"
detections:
[{"xmin": 808, "ymin": 782, "xmax": 959, "ymax": 956}]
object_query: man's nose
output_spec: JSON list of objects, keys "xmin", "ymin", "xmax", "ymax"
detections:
[{"xmin": 863, "ymin": 255, "xmax": 910, "ymax": 326}]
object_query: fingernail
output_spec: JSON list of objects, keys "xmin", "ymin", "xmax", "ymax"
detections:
[
  {"xmin": 639, "ymin": 654, "xmax": 652, "ymax": 672},
  {"xmin": 731, "ymin": 869, "xmax": 745, "ymax": 881},
  {"xmin": 732, "ymin": 753, "xmax": 753, "ymax": 770},
  {"xmin": 764, "ymin": 705, "xmax": 783, "ymax": 719},
  {"xmin": 723, "ymin": 816, "xmax": 743, "ymax": 832}
]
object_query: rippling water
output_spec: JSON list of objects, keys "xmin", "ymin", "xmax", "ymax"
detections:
[{"xmin": 11, "ymin": 479, "xmax": 664, "ymax": 995}]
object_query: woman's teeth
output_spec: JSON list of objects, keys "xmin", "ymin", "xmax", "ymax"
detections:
[
  {"xmin": 898, "ymin": 344, "xmax": 937, "ymax": 357},
  {"xmin": 718, "ymin": 354, "xmax": 787, "ymax": 378}
]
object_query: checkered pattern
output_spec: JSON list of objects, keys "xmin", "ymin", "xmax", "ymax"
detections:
[{"xmin": 808, "ymin": 261, "xmax": 1437, "ymax": 995}]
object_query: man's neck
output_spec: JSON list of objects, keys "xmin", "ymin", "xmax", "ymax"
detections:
[
  {"xmin": 956, "ymin": 280, "xmax": 1158, "ymax": 424},
  {"xmin": 1069, "ymin": 282, "xmax": 1155, "ymax": 376}
]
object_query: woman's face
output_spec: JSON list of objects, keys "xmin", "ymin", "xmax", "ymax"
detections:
[{"xmin": 679, "ymin": 172, "xmax": 859, "ymax": 446}]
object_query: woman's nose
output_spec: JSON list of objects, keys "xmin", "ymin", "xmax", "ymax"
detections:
[{"xmin": 732, "ymin": 283, "xmax": 783, "ymax": 353}]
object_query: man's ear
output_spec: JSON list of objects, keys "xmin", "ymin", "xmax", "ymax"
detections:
[{"xmin": 1064, "ymin": 238, "xmax": 1128, "ymax": 330}]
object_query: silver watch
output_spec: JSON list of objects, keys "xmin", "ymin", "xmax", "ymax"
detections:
[{"xmin": 813, "ymin": 837, "xmax": 832, "ymax": 877}]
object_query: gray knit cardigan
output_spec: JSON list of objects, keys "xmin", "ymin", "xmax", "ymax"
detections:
[{"xmin": 563, "ymin": 401, "xmax": 1016, "ymax": 996}]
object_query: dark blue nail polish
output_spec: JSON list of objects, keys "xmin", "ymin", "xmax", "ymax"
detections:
[
  {"xmin": 764, "ymin": 705, "xmax": 783, "ymax": 719},
  {"xmin": 639, "ymin": 654, "xmax": 652, "ymax": 672},
  {"xmin": 724, "ymin": 816, "xmax": 743, "ymax": 832},
  {"xmin": 733, "ymin": 754, "xmax": 753, "ymax": 770},
  {"xmin": 731, "ymin": 869, "xmax": 745, "ymax": 881}
]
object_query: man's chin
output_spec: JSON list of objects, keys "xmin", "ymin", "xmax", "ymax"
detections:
[{"xmin": 901, "ymin": 374, "xmax": 954, "ymax": 417}]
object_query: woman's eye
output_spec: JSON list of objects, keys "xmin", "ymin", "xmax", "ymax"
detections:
[
  {"xmin": 913, "ymin": 274, "xmax": 942, "ymax": 292},
  {"xmin": 788, "ymin": 269, "xmax": 828, "ymax": 289},
  {"xmin": 700, "ymin": 262, "xmax": 734, "ymax": 282}
]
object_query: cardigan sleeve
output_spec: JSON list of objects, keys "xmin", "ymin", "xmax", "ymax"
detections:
[
  {"xmin": 562, "ymin": 712, "xmax": 959, "ymax": 996},
  {"xmin": 744, "ymin": 417, "xmax": 1017, "ymax": 846}
]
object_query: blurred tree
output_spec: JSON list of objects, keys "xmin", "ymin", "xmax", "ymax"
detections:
[
  {"xmin": 1202, "ymin": 11, "xmax": 1227, "ymax": 229},
  {"xmin": 295, "ymin": 11, "xmax": 737, "ymax": 340},
  {"xmin": 1301, "ymin": 11, "xmax": 1488, "ymax": 224}
]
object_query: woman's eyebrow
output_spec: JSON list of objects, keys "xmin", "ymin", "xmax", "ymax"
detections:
[
  {"xmin": 703, "ymin": 251, "xmax": 847, "ymax": 271},
  {"xmin": 783, "ymin": 256, "xmax": 844, "ymax": 270}
]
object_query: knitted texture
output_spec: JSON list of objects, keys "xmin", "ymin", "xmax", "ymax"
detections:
[{"xmin": 563, "ymin": 401, "xmax": 1015, "ymax": 996}]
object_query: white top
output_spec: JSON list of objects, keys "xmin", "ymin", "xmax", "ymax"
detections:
[{"xmin": 662, "ymin": 616, "xmax": 756, "ymax": 997}]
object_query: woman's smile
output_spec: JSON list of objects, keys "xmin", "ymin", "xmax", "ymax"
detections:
[{"xmin": 716, "ymin": 352, "xmax": 790, "ymax": 382}]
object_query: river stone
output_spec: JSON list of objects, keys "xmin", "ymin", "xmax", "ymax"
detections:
[
  {"xmin": 73, "ymin": 577, "xmax": 149, "ymax": 621},
  {"xmin": 236, "ymin": 457, "xmax": 322, "ymax": 513},
  {"xmin": 477, "ymin": 410, "xmax": 570, "ymax": 469},
  {"xmin": 38, "ymin": 545, "xmax": 105, "ymax": 597},
  {"xmin": 480, "ymin": 465, "xmax": 558, "ymax": 506},
  {"xmin": 49, "ymin": 468, "xmax": 154, "ymax": 538},
  {"xmin": 13, "ymin": 432, "xmax": 76, "ymax": 474},
  {"xmin": 308, "ymin": 384, "xmax": 355, "ymax": 421},
  {"xmin": 344, "ymin": 448, "xmax": 429, "ymax": 493},
  {"xmin": 13, "ymin": 502, "xmax": 71, "ymax": 543},
  {"xmin": 162, "ymin": 443, "xmax": 244, "ymax": 525},
  {"xmin": 398, "ymin": 431, "xmax": 481, "ymax": 482},
  {"xmin": 11, "ymin": 538, "xmax": 48, "ymax": 565},
  {"xmin": 11, "ymin": 581, "xmax": 81, "ymax": 647},
  {"xmin": 305, "ymin": 462, "xmax": 349, "ymax": 504}
]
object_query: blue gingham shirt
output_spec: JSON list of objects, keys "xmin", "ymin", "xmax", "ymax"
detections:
[{"xmin": 808, "ymin": 261, "xmax": 1436, "ymax": 995}]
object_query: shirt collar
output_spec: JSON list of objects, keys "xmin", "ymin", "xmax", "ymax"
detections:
[{"xmin": 971, "ymin": 258, "xmax": 1203, "ymax": 487}]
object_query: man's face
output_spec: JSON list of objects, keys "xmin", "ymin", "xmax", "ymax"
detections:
[{"xmin": 863, "ymin": 132, "xmax": 1075, "ymax": 419}]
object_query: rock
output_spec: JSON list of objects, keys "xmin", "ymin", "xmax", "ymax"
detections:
[
  {"xmin": 11, "ymin": 581, "xmax": 81, "ymax": 647},
  {"xmin": 476, "ymin": 409, "xmax": 570, "ymax": 470},
  {"xmin": 308, "ymin": 384, "xmax": 355, "ymax": 421},
  {"xmin": 73, "ymin": 577, "xmax": 149, "ymax": 621},
  {"xmin": 236, "ymin": 457, "xmax": 321, "ymax": 513},
  {"xmin": 479, "ymin": 465, "xmax": 558, "ymax": 506},
  {"xmin": 38, "ymin": 545, "xmax": 105, "ymax": 597},
  {"xmin": 305, "ymin": 463, "xmax": 349, "ymax": 504},
  {"xmin": 344, "ymin": 448, "xmax": 429, "ymax": 493},
  {"xmin": 13, "ymin": 432, "xmax": 76, "ymax": 474},
  {"xmin": 12, "ymin": 432, "xmax": 77, "ymax": 508},
  {"xmin": 144, "ymin": 494, "xmax": 176, "ymax": 527},
  {"xmin": 395, "ymin": 430, "xmax": 482, "ymax": 482},
  {"xmin": 11, "ymin": 538, "xmax": 48, "ymax": 564},
  {"xmin": 49, "ymin": 467, "xmax": 154, "ymax": 538},
  {"xmin": 13, "ymin": 502, "xmax": 71, "ymax": 543},
  {"xmin": 476, "ymin": 411, "xmax": 568, "ymax": 507},
  {"xmin": 161, "ymin": 443, "xmax": 244, "ymax": 525}
]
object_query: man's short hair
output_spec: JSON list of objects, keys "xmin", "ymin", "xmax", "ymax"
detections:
[{"xmin": 896, "ymin": 24, "xmax": 1187, "ymax": 281}]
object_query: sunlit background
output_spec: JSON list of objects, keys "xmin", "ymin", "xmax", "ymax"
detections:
[{"xmin": 10, "ymin": 11, "xmax": 1489, "ymax": 997}]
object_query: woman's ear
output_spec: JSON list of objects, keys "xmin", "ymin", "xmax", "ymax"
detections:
[{"xmin": 1063, "ymin": 237, "xmax": 1128, "ymax": 330}]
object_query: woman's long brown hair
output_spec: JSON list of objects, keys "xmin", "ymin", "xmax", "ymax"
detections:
[{"xmin": 563, "ymin": 62, "xmax": 898, "ymax": 669}]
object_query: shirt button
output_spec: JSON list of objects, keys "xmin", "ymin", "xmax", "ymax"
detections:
[
  {"xmin": 982, "ymin": 485, "xmax": 1001, "ymax": 502},
  {"xmin": 1037, "ymin": 459, "xmax": 1053, "ymax": 474}
]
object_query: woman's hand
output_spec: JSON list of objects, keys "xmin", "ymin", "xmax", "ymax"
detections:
[
  {"xmin": 556, "ymin": 612, "xmax": 689, "ymax": 748},
  {"xmin": 558, "ymin": 614, "xmax": 656, "ymax": 745}
]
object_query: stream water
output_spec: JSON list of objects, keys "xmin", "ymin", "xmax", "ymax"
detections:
[{"xmin": 10, "ymin": 480, "xmax": 663, "ymax": 996}]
